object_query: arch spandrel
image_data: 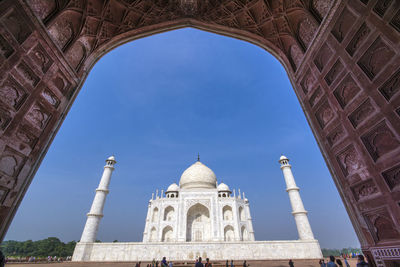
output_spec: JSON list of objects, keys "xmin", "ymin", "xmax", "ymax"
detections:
[{"xmin": 0, "ymin": 0, "xmax": 400, "ymax": 265}]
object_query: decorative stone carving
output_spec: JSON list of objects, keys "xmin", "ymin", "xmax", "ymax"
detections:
[
  {"xmin": 314, "ymin": 43, "xmax": 333, "ymax": 72},
  {"xmin": 52, "ymin": 72, "xmax": 70, "ymax": 94},
  {"xmin": 41, "ymin": 88, "xmax": 59, "ymax": 108},
  {"xmin": 0, "ymin": 147, "xmax": 24, "ymax": 177},
  {"xmin": 48, "ymin": 15, "xmax": 75, "ymax": 51},
  {"xmin": 0, "ymin": 107, "xmax": 11, "ymax": 131},
  {"xmin": 309, "ymin": 87, "xmax": 323, "ymax": 107},
  {"xmin": 0, "ymin": 76, "xmax": 26, "ymax": 110},
  {"xmin": 25, "ymin": 102, "xmax": 51, "ymax": 130},
  {"xmin": 361, "ymin": 120, "xmax": 399, "ymax": 162},
  {"xmin": 333, "ymin": 74, "xmax": 360, "ymax": 108},
  {"xmin": 346, "ymin": 23, "xmax": 370, "ymax": 57},
  {"xmin": 0, "ymin": 34, "xmax": 13, "ymax": 59},
  {"xmin": 289, "ymin": 44, "xmax": 304, "ymax": 71},
  {"xmin": 351, "ymin": 179, "xmax": 379, "ymax": 201},
  {"xmin": 1, "ymin": 9, "xmax": 32, "ymax": 44},
  {"xmin": 325, "ymin": 60, "xmax": 344, "ymax": 86},
  {"xmin": 185, "ymin": 199, "xmax": 210, "ymax": 212},
  {"xmin": 348, "ymin": 98, "xmax": 376, "ymax": 128},
  {"xmin": 364, "ymin": 209, "xmax": 400, "ymax": 242},
  {"xmin": 337, "ymin": 145, "xmax": 363, "ymax": 176},
  {"xmin": 358, "ymin": 37, "xmax": 395, "ymax": 80},
  {"xmin": 15, "ymin": 125, "xmax": 38, "ymax": 152},
  {"xmin": 311, "ymin": 0, "xmax": 331, "ymax": 20},
  {"xmin": 25, "ymin": 0, "xmax": 56, "ymax": 21},
  {"xmin": 300, "ymin": 70, "xmax": 315, "ymax": 94},
  {"xmin": 327, "ymin": 126, "xmax": 345, "ymax": 147},
  {"xmin": 29, "ymin": 44, "xmax": 53, "ymax": 73},
  {"xmin": 298, "ymin": 17, "xmax": 318, "ymax": 49},
  {"xmin": 16, "ymin": 61, "xmax": 39, "ymax": 87},
  {"xmin": 373, "ymin": 0, "xmax": 393, "ymax": 17},
  {"xmin": 379, "ymin": 69, "xmax": 400, "ymax": 101},
  {"xmin": 331, "ymin": 8, "xmax": 355, "ymax": 43},
  {"xmin": 390, "ymin": 9, "xmax": 400, "ymax": 33},
  {"xmin": 382, "ymin": 164, "xmax": 400, "ymax": 191},
  {"xmin": 315, "ymin": 100, "xmax": 334, "ymax": 129}
]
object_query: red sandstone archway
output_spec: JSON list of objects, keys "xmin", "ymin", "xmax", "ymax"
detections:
[{"xmin": 0, "ymin": 1, "xmax": 399, "ymax": 265}]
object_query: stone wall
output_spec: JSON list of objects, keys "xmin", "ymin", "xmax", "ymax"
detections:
[{"xmin": 72, "ymin": 240, "xmax": 322, "ymax": 262}]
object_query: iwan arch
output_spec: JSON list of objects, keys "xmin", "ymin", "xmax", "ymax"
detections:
[{"xmin": 0, "ymin": 0, "xmax": 399, "ymax": 265}]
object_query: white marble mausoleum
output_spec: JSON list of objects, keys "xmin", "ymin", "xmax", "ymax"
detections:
[{"xmin": 72, "ymin": 156, "xmax": 323, "ymax": 261}]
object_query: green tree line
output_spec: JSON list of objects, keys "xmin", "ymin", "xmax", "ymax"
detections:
[
  {"xmin": 0, "ymin": 237, "xmax": 76, "ymax": 257},
  {"xmin": 321, "ymin": 248, "xmax": 362, "ymax": 257}
]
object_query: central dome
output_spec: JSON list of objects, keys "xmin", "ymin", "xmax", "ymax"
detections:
[{"xmin": 179, "ymin": 161, "xmax": 217, "ymax": 189}]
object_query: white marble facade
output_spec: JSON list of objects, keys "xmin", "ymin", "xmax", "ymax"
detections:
[
  {"xmin": 73, "ymin": 157, "xmax": 322, "ymax": 261},
  {"xmin": 142, "ymin": 160, "xmax": 255, "ymax": 243}
]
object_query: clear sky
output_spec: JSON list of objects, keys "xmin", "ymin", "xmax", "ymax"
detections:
[{"xmin": 5, "ymin": 28, "xmax": 360, "ymax": 249}]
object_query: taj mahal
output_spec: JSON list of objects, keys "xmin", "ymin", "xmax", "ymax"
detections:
[{"xmin": 72, "ymin": 155, "xmax": 323, "ymax": 261}]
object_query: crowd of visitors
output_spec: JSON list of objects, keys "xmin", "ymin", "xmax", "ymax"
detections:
[{"xmin": 318, "ymin": 255, "xmax": 368, "ymax": 267}]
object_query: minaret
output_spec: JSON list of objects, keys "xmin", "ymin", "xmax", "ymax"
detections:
[
  {"xmin": 279, "ymin": 155, "xmax": 315, "ymax": 240},
  {"xmin": 80, "ymin": 155, "xmax": 116, "ymax": 243}
]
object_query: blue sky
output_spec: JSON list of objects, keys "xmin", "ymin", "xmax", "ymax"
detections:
[{"xmin": 5, "ymin": 28, "xmax": 359, "ymax": 249}]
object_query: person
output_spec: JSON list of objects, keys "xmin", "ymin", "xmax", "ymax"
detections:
[
  {"xmin": 135, "ymin": 261, "xmax": 141, "ymax": 267},
  {"xmin": 319, "ymin": 259, "xmax": 326, "ymax": 267},
  {"xmin": 327, "ymin": 256, "xmax": 337, "ymax": 267},
  {"xmin": 152, "ymin": 259, "xmax": 156, "ymax": 267},
  {"xmin": 336, "ymin": 259, "xmax": 343, "ymax": 267},
  {"xmin": 161, "ymin": 257, "xmax": 168, "ymax": 267},
  {"xmin": 0, "ymin": 250, "xmax": 5, "ymax": 267},
  {"xmin": 156, "ymin": 260, "xmax": 159, "ymax": 267},
  {"xmin": 289, "ymin": 259, "xmax": 294, "ymax": 267},
  {"xmin": 226, "ymin": 260, "xmax": 229, "ymax": 267},
  {"xmin": 205, "ymin": 258, "xmax": 212, "ymax": 267},
  {"xmin": 356, "ymin": 255, "xmax": 368, "ymax": 267},
  {"xmin": 195, "ymin": 257, "xmax": 204, "ymax": 267},
  {"xmin": 231, "ymin": 260, "xmax": 235, "ymax": 267},
  {"xmin": 344, "ymin": 257, "xmax": 350, "ymax": 267},
  {"xmin": 243, "ymin": 260, "xmax": 249, "ymax": 267},
  {"xmin": 169, "ymin": 261, "xmax": 173, "ymax": 267}
]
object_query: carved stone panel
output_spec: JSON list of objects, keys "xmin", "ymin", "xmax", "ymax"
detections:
[
  {"xmin": 351, "ymin": 179, "xmax": 380, "ymax": 202},
  {"xmin": 300, "ymin": 69, "xmax": 315, "ymax": 94},
  {"xmin": 333, "ymin": 74, "xmax": 360, "ymax": 108},
  {"xmin": 41, "ymin": 88, "xmax": 59, "ymax": 108},
  {"xmin": 346, "ymin": 23, "xmax": 371, "ymax": 57},
  {"xmin": 52, "ymin": 71, "xmax": 71, "ymax": 95},
  {"xmin": 16, "ymin": 61, "xmax": 39, "ymax": 88},
  {"xmin": 382, "ymin": 164, "xmax": 400, "ymax": 191},
  {"xmin": 1, "ymin": 8, "xmax": 32, "ymax": 44},
  {"xmin": 358, "ymin": 37, "xmax": 395, "ymax": 80},
  {"xmin": 0, "ymin": 107, "xmax": 11, "ymax": 131},
  {"xmin": 25, "ymin": 102, "xmax": 51, "ymax": 130},
  {"xmin": 325, "ymin": 60, "xmax": 344, "ymax": 86},
  {"xmin": 379, "ymin": 69, "xmax": 400, "ymax": 101},
  {"xmin": 314, "ymin": 43, "xmax": 333, "ymax": 72},
  {"xmin": 0, "ymin": 34, "xmax": 13, "ymax": 59},
  {"xmin": 361, "ymin": 120, "xmax": 400, "ymax": 162},
  {"xmin": 331, "ymin": 8, "xmax": 355, "ymax": 43},
  {"xmin": 390, "ymin": 9, "xmax": 400, "ymax": 33},
  {"xmin": 28, "ymin": 44, "xmax": 53, "ymax": 73},
  {"xmin": 337, "ymin": 145, "xmax": 364, "ymax": 177},
  {"xmin": 348, "ymin": 98, "xmax": 376, "ymax": 129},
  {"xmin": 311, "ymin": 0, "xmax": 332, "ymax": 20},
  {"xmin": 0, "ymin": 76, "xmax": 27, "ymax": 110},
  {"xmin": 0, "ymin": 147, "xmax": 25, "ymax": 178},
  {"xmin": 298, "ymin": 17, "xmax": 318, "ymax": 49},
  {"xmin": 315, "ymin": 100, "xmax": 334, "ymax": 129},
  {"xmin": 327, "ymin": 125, "xmax": 346, "ymax": 147},
  {"xmin": 373, "ymin": 0, "xmax": 393, "ymax": 17},
  {"xmin": 364, "ymin": 208, "xmax": 400, "ymax": 242},
  {"xmin": 309, "ymin": 87, "xmax": 323, "ymax": 107}
]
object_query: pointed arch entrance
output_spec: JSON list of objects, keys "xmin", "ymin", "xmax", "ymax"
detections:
[
  {"xmin": 186, "ymin": 203, "xmax": 211, "ymax": 242},
  {"xmin": 0, "ymin": 0, "xmax": 399, "ymax": 264}
]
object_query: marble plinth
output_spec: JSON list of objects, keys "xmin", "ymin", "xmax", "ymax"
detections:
[{"xmin": 72, "ymin": 240, "xmax": 322, "ymax": 261}]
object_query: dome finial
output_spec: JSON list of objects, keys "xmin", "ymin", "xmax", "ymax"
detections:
[{"xmin": 197, "ymin": 153, "xmax": 200, "ymax": 162}]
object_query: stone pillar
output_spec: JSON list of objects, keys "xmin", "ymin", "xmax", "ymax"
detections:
[
  {"xmin": 279, "ymin": 155, "xmax": 314, "ymax": 240},
  {"xmin": 80, "ymin": 156, "xmax": 116, "ymax": 243}
]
